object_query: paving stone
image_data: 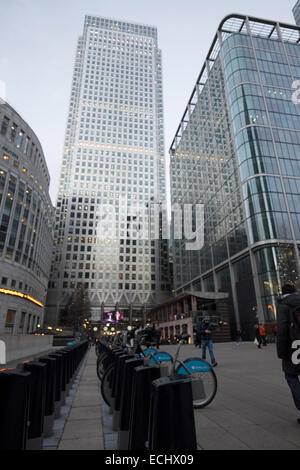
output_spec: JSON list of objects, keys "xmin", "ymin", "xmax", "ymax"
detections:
[
  {"xmin": 196, "ymin": 427, "xmax": 249, "ymax": 450},
  {"xmin": 62, "ymin": 418, "xmax": 102, "ymax": 440},
  {"xmin": 68, "ymin": 406, "xmax": 101, "ymax": 421},
  {"xmin": 221, "ymin": 423, "xmax": 299, "ymax": 450},
  {"xmin": 58, "ymin": 437, "xmax": 104, "ymax": 450}
]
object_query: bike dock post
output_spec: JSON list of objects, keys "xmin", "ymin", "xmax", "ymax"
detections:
[
  {"xmin": 148, "ymin": 375, "xmax": 197, "ymax": 451},
  {"xmin": 109, "ymin": 350, "xmax": 125, "ymax": 415},
  {"xmin": 0, "ymin": 370, "xmax": 31, "ymax": 450},
  {"xmin": 112, "ymin": 353, "xmax": 135, "ymax": 432},
  {"xmin": 38, "ymin": 356, "xmax": 56, "ymax": 438},
  {"xmin": 128, "ymin": 364, "xmax": 161, "ymax": 450},
  {"xmin": 23, "ymin": 361, "xmax": 47, "ymax": 450},
  {"xmin": 118, "ymin": 357, "xmax": 144, "ymax": 450},
  {"xmin": 48, "ymin": 353, "xmax": 63, "ymax": 418}
]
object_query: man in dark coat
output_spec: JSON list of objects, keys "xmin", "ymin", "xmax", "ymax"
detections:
[
  {"xmin": 277, "ymin": 283, "xmax": 300, "ymax": 424},
  {"xmin": 200, "ymin": 317, "xmax": 218, "ymax": 367}
]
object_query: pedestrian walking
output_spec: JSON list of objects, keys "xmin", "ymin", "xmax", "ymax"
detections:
[
  {"xmin": 260, "ymin": 324, "xmax": 267, "ymax": 346},
  {"xmin": 200, "ymin": 317, "xmax": 218, "ymax": 367},
  {"xmin": 254, "ymin": 324, "xmax": 262, "ymax": 349},
  {"xmin": 277, "ymin": 283, "xmax": 300, "ymax": 424},
  {"xmin": 129, "ymin": 327, "xmax": 137, "ymax": 348}
]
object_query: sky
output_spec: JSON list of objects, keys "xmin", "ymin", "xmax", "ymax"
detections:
[{"xmin": 0, "ymin": 0, "xmax": 297, "ymax": 203}]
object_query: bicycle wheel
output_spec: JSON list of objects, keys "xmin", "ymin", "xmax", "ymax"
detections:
[
  {"xmin": 95, "ymin": 343, "xmax": 102, "ymax": 357},
  {"xmin": 101, "ymin": 363, "xmax": 114, "ymax": 407},
  {"xmin": 97, "ymin": 352, "xmax": 109, "ymax": 381},
  {"xmin": 175, "ymin": 358, "xmax": 217, "ymax": 409}
]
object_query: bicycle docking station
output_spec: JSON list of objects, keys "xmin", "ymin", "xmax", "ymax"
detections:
[
  {"xmin": 102, "ymin": 346, "xmax": 176, "ymax": 450},
  {"xmin": 98, "ymin": 333, "xmax": 215, "ymax": 451},
  {"xmin": 0, "ymin": 341, "xmax": 89, "ymax": 450}
]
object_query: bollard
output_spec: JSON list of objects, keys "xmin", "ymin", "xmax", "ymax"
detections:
[
  {"xmin": 38, "ymin": 356, "xmax": 56, "ymax": 437},
  {"xmin": 118, "ymin": 357, "xmax": 144, "ymax": 450},
  {"xmin": 0, "ymin": 370, "xmax": 31, "ymax": 450},
  {"xmin": 48, "ymin": 353, "xmax": 63, "ymax": 418},
  {"xmin": 23, "ymin": 362, "xmax": 47, "ymax": 450},
  {"xmin": 128, "ymin": 365, "xmax": 161, "ymax": 451},
  {"xmin": 112, "ymin": 353, "xmax": 134, "ymax": 432},
  {"xmin": 148, "ymin": 375, "xmax": 197, "ymax": 451}
]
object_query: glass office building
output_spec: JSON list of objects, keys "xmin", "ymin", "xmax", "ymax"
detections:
[
  {"xmin": 170, "ymin": 15, "xmax": 300, "ymax": 338},
  {"xmin": 293, "ymin": 0, "xmax": 300, "ymax": 26},
  {"xmin": 45, "ymin": 16, "xmax": 167, "ymax": 327}
]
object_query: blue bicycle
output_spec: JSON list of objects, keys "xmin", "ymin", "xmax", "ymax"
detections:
[
  {"xmin": 137, "ymin": 334, "xmax": 217, "ymax": 409},
  {"xmin": 171, "ymin": 335, "xmax": 217, "ymax": 408}
]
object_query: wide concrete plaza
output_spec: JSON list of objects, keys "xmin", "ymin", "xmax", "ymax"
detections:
[{"xmin": 49, "ymin": 342, "xmax": 300, "ymax": 451}]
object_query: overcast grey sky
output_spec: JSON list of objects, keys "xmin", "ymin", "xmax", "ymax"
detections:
[{"xmin": 0, "ymin": 0, "xmax": 296, "ymax": 203}]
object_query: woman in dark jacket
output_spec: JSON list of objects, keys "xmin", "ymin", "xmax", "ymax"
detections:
[{"xmin": 254, "ymin": 324, "xmax": 262, "ymax": 349}]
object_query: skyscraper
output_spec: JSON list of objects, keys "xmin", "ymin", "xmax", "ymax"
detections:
[
  {"xmin": 170, "ymin": 14, "xmax": 300, "ymax": 340},
  {"xmin": 293, "ymin": 0, "xmax": 300, "ymax": 25},
  {"xmin": 45, "ymin": 16, "xmax": 167, "ymax": 326}
]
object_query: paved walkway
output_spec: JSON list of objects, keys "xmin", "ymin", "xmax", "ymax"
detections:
[
  {"xmin": 47, "ymin": 342, "xmax": 300, "ymax": 451},
  {"xmin": 57, "ymin": 348, "xmax": 104, "ymax": 450}
]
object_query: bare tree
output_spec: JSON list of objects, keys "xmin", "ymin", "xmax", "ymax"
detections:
[{"xmin": 60, "ymin": 285, "xmax": 91, "ymax": 336}]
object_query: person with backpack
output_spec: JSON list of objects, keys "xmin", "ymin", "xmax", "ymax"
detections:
[
  {"xmin": 277, "ymin": 283, "xmax": 300, "ymax": 424},
  {"xmin": 200, "ymin": 317, "xmax": 218, "ymax": 367}
]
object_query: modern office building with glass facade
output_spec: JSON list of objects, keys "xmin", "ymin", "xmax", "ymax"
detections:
[
  {"xmin": 170, "ymin": 15, "xmax": 300, "ymax": 339},
  {"xmin": 45, "ymin": 15, "xmax": 168, "ymax": 327},
  {"xmin": 0, "ymin": 101, "xmax": 53, "ymax": 334},
  {"xmin": 293, "ymin": 0, "xmax": 300, "ymax": 26}
]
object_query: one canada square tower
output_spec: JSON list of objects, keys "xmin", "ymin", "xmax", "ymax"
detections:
[{"xmin": 45, "ymin": 15, "xmax": 167, "ymax": 326}]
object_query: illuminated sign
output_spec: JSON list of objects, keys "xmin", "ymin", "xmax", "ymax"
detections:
[
  {"xmin": 103, "ymin": 310, "xmax": 124, "ymax": 323},
  {"xmin": 0, "ymin": 288, "xmax": 44, "ymax": 308}
]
